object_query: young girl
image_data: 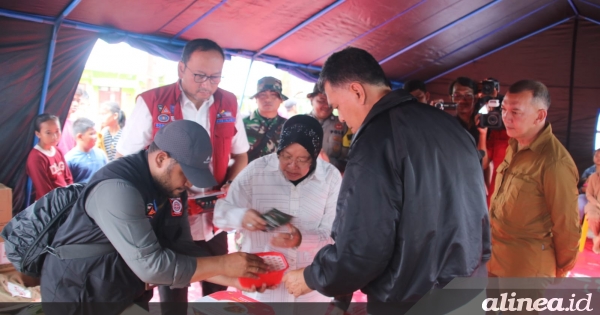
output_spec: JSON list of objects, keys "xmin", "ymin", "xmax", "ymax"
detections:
[
  {"xmin": 26, "ymin": 114, "xmax": 74, "ymax": 200},
  {"xmin": 97, "ymin": 101, "xmax": 125, "ymax": 162},
  {"xmin": 585, "ymin": 170, "xmax": 600, "ymax": 253}
]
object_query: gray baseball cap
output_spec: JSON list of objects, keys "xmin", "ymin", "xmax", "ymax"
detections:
[{"xmin": 154, "ymin": 120, "xmax": 217, "ymax": 188}]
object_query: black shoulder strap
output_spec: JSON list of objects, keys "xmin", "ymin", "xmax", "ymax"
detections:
[{"xmin": 49, "ymin": 243, "xmax": 115, "ymax": 260}]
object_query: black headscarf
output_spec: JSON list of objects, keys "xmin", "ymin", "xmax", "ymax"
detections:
[{"xmin": 277, "ymin": 115, "xmax": 324, "ymax": 185}]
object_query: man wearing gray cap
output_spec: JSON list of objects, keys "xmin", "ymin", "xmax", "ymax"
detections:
[{"xmin": 40, "ymin": 120, "xmax": 268, "ymax": 315}]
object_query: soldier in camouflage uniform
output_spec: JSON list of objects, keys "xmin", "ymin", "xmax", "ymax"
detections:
[
  {"xmin": 244, "ymin": 77, "xmax": 288, "ymax": 163},
  {"xmin": 306, "ymin": 84, "xmax": 349, "ymax": 172}
]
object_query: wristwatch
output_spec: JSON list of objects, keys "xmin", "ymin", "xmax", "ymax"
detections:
[{"xmin": 224, "ymin": 180, "xmax": 233, "ymax": 185}]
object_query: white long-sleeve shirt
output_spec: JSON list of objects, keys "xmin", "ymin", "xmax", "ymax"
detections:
[
  {"xmin": 214, "ymin": 153, "xmax": 342, "ymax": 303},
  {"xmin": 116, "ymin": 84, "xmax": 249, "ymax": 240}
]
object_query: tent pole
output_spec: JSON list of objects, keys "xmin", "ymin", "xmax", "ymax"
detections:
[
  {"xmin": 26, "ymin": 0, "xmax": 81, "ymax": 207},
  {"xmin": 0, "ymin": 9, "xmax": 329, "ymax": 75},
  {"xmin": 308, "ymin": 0, "xmax": 425, "ymax": 66},
  {"xmin": 567, "ymin": 0, "xmax": 579, "ymax": 15},
  {"xmin": 156, "ymin": 0, "xmax": 199, "ymax": 33},
  {"xmin": 38, "ymin": 0, "xmax": 82, "ymax": 115},
  {"xmin": 566, "ymin": 17, "xmax": 579, "ymax": 150},
  {"xmin": 172, "ymin": 0, "xmax": 227, "ymax": 40},
  {"xmin": 378, "ymin": 0, "xmax": 501, "ymax": 65},
  {"xmin": 400, "ymin": 0, "xmax": 557, "ymax": 80},
  {"xmin": 239, "ymin": 58, "xmax": 255, "ymax": 110},
  {"xmin": 581, "ymin": 16, "xmax": 600, "ymax": 26},
  {"xmin": 254, "ymin": 0, "xmax": 346, "ymax": 57},
  {"xmin": 38, "ymin": 25, "xmax": 60, "ymax": 116},
  {"xmin": 424, "ymin": 17, "xmax": 573, "ymax": 83},
  {"xmin": 579, "ymin": 0, "xmax": 600, "ymax": 10}
]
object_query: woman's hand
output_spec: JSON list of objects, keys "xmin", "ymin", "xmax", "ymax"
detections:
[
  {"xmin": 270, "ymin": 224, "xmax": 302, "ymax": 248},
  {"xmin": 241, "ymin": 209, "xmax": 267, "ymax": 231}
]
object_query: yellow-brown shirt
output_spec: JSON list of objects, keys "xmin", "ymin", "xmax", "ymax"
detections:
[{"xmin": 488, "ymin": 123, "xmax": 580, "ymax": 277}]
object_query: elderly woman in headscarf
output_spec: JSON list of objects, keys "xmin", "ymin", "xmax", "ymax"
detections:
[{"xmin": 214, "ymin": 115, "xmax": 342, "ymax": 303}]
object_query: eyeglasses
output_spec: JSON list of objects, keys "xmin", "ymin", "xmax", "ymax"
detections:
[
  {"xmin": 184, "ymin": 64, "xmax": 223, "ymax": 84},
  {"xmin": 452, "ymin": 93, "xmax": 475, "ymax": 102},
  {"xmin": 278, "ymin": 154, "xmax": 312, "ymax": 167}
]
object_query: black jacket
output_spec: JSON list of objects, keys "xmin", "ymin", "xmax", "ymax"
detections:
[
  {"xmin": 304, "ymin": 89, "xmax": 491, "ymax": 311},
  {"xmin": 41, "ymin": 151, "xmax": 207, "ymax": 315}
]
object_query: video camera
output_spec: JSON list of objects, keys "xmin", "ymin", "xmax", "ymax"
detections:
[
  {"xmin": 433, "ymin": 101, "xmax": 457, "ymax": 111},
  {"xmin": 478, "ymin": 98, "xmax": 503, "ymax": 129},
  {"xmin": 479, "ymin": 78, "xmax": 500, "ymax": 97}
]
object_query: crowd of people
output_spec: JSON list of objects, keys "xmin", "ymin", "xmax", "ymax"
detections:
[{"xmin": 21, "ymin": 38, "xmax": 588, "ymax": 315}]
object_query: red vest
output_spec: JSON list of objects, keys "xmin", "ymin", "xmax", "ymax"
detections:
[{"xmin": 140, "ymin": 82, "xmax": 238, "ymax": 187}]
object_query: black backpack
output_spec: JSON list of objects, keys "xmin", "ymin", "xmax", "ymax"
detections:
[{"xmin": 0, "ymin": 184, "xmax": 114, "ymax": 277}]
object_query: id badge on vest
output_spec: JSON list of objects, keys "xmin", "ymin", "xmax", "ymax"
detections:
[{"xmin": 170, "ymin": 198, "xmax": 183, "ymax": 217}]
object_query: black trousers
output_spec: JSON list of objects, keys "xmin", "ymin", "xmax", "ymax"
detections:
[{"xmin": 158, "ymin": 232, "xmax": 229, "ymax": 315}]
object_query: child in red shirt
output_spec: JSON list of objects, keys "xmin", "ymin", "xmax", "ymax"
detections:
[{"xmin": 26, "ymin": 114, "xmax": 74, "ymax": 200}]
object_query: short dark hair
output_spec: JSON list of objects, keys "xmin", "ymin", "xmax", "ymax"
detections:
[
  {"xmin": 72, "ymin": 117, "xmax": 95, "ymax": 135},
  {"xmin": 148, "ymin": 141, "xmax": 172, "ymax": 157},
  {"xmin": 507, "ymin": 80, "xmax": 551, "ymax": 109},
  {"xmin": 403, "ymin": 80, "xmax": 427, "ymax": 93},
  {"xmin": 317, "ymin": 47, "xmax": 389, "ymax": 91},
  {"xmin": 181, "ymin": 39, "xmax": 225, "ymax": 64},
  {"xmin": 148, "ymin": 142, "xmax": 161, "ymax": 154},
  {"xmin": 449, "ymin": 77, "xmax": 478, "ymax": 95},
  {"xmin": 147, "ymin": 142, "xmax": 174, "ymax": 163},
  {"xmin": 34, "ymin": 114, "xmax": 59, "ymax": 132}
]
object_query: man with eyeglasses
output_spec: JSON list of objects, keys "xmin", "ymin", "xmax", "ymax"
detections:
[
  {"xmin": 116, "ymin": 39, "xmax": 250, "ymax": 312},
  {"xmin": 449, "ymin": 77, "xmax": 482, "ymax": 146},
  {"xmin": 244, "ymin": 77, "xmax": 288, "ymax": 163}
]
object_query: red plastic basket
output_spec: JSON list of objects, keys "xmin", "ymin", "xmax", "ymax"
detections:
[{"xmin": 239, "ymin": 252, "xmax": 289, "ymax": 288}]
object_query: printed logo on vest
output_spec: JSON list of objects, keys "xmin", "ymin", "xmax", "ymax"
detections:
[
  {"xmin": 158, "ymin": 104, "xmax": 164, "ymax": 112},
  {"xmin": 217, "ymin": 110, "xmax": 233, "ymax": 118},
  {"xmin": 158, "ymin": 114, "xmax": 170, "ymax": 123},
  {"xmin": 146, "ymin": 203, "xmax": 156, "ymax": 218},
  {"xmin": 170, "ymin": 105, "xmax": 176, "ymax": 115},
  {"xmin": 155, "ymin": 123, "xmax": 166, "ymax": 129},
  {"xmin": 216, "ymin": 110, "xmax": 235, "ymax": 123},
  {"xmin": 161, "ymin": 106, "xmax": 171, "ymax": 115},
  {"xmin": 335, "ymin": 123, "xmax": 343, "ymax": 130},
  {"xmin": 170, "ymin": 198, "xmax": 183, "ymax": 217},
  {"xmin": 216, "ymin": 118, "xmax": 235, "ymax": 124}
]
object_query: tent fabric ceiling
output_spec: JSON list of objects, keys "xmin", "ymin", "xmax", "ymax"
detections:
[
  {"xmin": 0, "ymin": 16, "xmax": 98, "ymax": 213},
  {"xmin": 1, "ymin": 0, "xmax": 600, "ymax": 212},
  {"xmin": 2, "ymin": 0, "xmax": 598, "ymax": 82}
]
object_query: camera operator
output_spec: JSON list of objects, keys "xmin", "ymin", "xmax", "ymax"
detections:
[
  {"xmin": 450, "ymin": 77, "xmax": 483, "ymax": 146},
  {"xmin": 403, "ymin": 79, "xmax": 430, "ymax": 104},
  {"xmin": 476, "ymin": 78, "xmax": 510, "ymax": 205}
]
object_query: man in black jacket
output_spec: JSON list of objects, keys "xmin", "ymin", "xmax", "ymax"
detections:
[
  {"xmin": 41, "ymin": 120, "xmax": 268, "ymax": 315},
  {"xmin": 283, "ymin": 47, "xmax": 490, "ymax": 314}
]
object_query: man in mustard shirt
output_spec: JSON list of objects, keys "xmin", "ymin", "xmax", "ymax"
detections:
[{"xmin": 488, "ymin": 80, "xmax": 580, "ymax": 304}]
